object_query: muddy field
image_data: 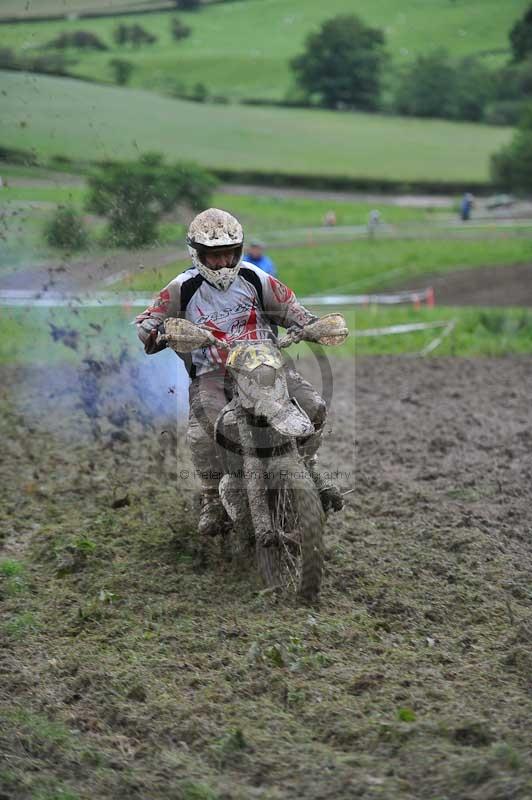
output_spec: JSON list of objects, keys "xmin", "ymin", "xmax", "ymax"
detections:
[
  {"xmin": 1, "ymin": 354, "xmax": 532, "ymax": 799},
  {"xmin": 391, "ymin": 262, "xmax": 532, "ymax": 307}
]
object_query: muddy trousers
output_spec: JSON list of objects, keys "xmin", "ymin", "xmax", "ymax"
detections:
[{"xmin": 186, "ymin": 368, "xmax": 327, "ymax": 496}]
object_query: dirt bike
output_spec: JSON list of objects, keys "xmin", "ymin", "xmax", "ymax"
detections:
[{"xmin": 161, "ymin": 314, "xmax": 348, "ymax": 603}]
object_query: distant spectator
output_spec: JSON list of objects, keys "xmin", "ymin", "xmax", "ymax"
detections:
[
  {"xmin": 323, "ymin": 209, "xmax": 337, "ymax": 226},
  {"xmin": 460, "ymin": 192, "xmax": 474, "ymax": 221},
  {"xmin": 367, "ymin": 209, "xmax": 381, "ymax": 238},
  {"xmin": 244, "ymin": 239, "xmax": 277, "ymax": 276}
]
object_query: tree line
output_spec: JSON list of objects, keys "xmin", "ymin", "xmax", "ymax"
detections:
[{"xmin": 289, "ymin": 8, "xmax": 532, "ymax": 127}]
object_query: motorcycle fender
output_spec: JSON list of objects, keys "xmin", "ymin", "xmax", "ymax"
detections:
[{"xmin": 255, "ymin": 396, "xmax": 314, "ymax": 438}]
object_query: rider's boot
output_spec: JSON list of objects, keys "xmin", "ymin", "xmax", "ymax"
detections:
[
  {"xmin": 306, "ymin": 455, "xmax": 344, "ymax": 513},
  {"xmin": 198, "ymin": 483, "xmax": 231, "ymax": 537}
]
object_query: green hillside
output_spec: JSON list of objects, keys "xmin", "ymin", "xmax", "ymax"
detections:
[
  {"xmin": 0, "ymin": 71, "xmax": 512, "ymax": 184},
  {"xmin": 0, "ymin": 0, "xmax": 528, "ymax": 101},
  {"xmin": 0, "ymin": 0, "xmax": 169, "ymax": 19}
]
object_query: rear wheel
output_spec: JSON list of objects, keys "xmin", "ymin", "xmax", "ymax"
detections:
[{"xmin": 256, "ymin": 456, "xmax": 325, "ymax": 603}]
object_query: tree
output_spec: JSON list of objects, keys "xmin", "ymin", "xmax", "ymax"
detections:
[
  {"xmin": 491, "ymin": 106, "xmax": 532, "ymax": 191},
  {"xmin": 171, "ymin": 17, "xmax": 191, "ymax": 41},
  {"xmin": 290, "ymin": 14, "xmax": 386, "ymax": 110},
  {"xmin": 395, "ymin": 50, "xmax": 456, "ymax": 119},
  {"xmin": 109, "ymin": 58, "xmax": 134, "ymax": 86},
  {"xmin": 45, "ymin": 31, "xmax": 108, "ymax": 51},
  {"xmin": 114, "ymin": 24, "xmax": 128, "ymax": 46},
  {"xmin": 45, "ymin": 206, "xmax": 88, "ymax": 250},
  {"xmin": 113, "ymin": 24, "xmax": 157, "ymax": 48},
  {"xmin": 394, "ymin": 50, "xmax": 493, "ymax": 122},
  {"xmin": 454, "ymin": 57, "xmax": 494, "ymax": 122},
  {"xmin": 510, "ymin": 4, "xmax": 532, "ymax": 62},
  {"xmin": 191, "ymin": 82, "xmax": 208, "ymax": 102},
  {"xmin": 86, "ymin": 154, "xmax": 217, "ymax": 248},
  {"xmin": 0, "ymin": 48, "xmax": 16, "ymax": 68},
  {"xmin": 129, "ymin": 24, "xmax": 157, "ymax": 47}
]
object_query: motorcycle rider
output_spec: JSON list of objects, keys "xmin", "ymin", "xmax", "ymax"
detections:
[{"xmin": 135, "ymin": 208, "xmax": 343, "ymax": 537}]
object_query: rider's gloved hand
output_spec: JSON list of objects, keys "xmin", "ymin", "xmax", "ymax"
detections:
[{"xmin": 285, "ymin": 317, "xmax": 320, "ymax": 344}]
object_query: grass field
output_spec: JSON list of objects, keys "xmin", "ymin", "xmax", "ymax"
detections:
[
  {"xmin": 0, "ymin": 0, "xmax": 167, "ymax": 17},
  {"xmin": 1, "ymin": 0, "xmax": 528, "ymax": 101},
  {"xmin": 122, "ymin": 237, "xmax": 532, "ymax": 296},
  {"xmin": 0, "ymin": 71, "xmax": 512, "ymax": 184},
  {"xmin": 0, "ymin": 181, "xmax": 446, "ymax": 227},
  {"xmin": 2, "ymin": 303, "xmax": 532, "ymax": 362},
  {"xmin": 0, "ymin": 171, "xmax": 451, "ymax": 275}
]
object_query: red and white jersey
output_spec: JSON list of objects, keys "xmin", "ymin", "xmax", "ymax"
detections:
[{"xmin": 135, "ymin": 261, "xmax": 316, "ymax": 377}]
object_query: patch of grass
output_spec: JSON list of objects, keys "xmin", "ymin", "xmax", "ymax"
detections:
[
  {"xmin": 0, "ymin": 71, "xmax": 512, "ymax": 183},
  {"xmin": 0, "ymin": 559, "xmax": 27, "ymax": 596},
  {"xmin": 1, "ymin": 183, "xmax": 87, "ymax": 206},
  {"xmin": 0, "ymin": 203, "xmax": 56, "ymax": 274},
  {"xmin": 0, "ymin": 305, "xmax": 135, "ymax": 365},
  {"xmin": 397, "ymin": 707, "xmax": 416, "ymax": 722},
  {"xmin": 4, "ymin": 611, "xmax": 40, "ymax": 637},
  {"xmin": 1, "ymin": 301, "xmax": 532, "ymax": 366},
  {"xmin": 0, "ymin": 558, "xmax": 24, "ymax": 576},
  {"xmin": 346, "ymin": 305, "xmax": 532, "ymax": 357},
  {"xmin": 180, "ymin": 783, "xmax": 220, "ymax": 800},
  {"xmin": 0, "ymin": 0, "xmax": 526, "ymax": 100},
  {"xmin": 34, "ymin": 791, "xmax": 82, "ymax": 800},
  {"xmin": 0, "ymin": 0, "xmax": 165, "ymax": 17},
  {"xmin": 0, "ymin": 162, "xmax": 80, "ymax": 180},
  {"xmin": 212, "ymin": 192, "xmax": 446, "ymax": 231},
  {"xmin": 122, "ymin": 236, "xmax": 532, "ymax": 295}
]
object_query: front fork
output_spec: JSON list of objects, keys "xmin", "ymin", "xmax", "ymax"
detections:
[{"xmin": 234, "ymin": 406, "xmax": 275, "ymax": 546}]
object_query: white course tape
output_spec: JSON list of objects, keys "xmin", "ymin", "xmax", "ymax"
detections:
[
  {"xmin": 355, "ymin": 320, "xmax": 450, "ymax": 337},
  {"xmin": 302, "ymin": 287, "xmax": 434, "ymax": 306},
  {"xmin": 420, "ymin": 319, "xmax": 457, "ymax": 355},
  {"xmin": 0, "ymin": 287, "xmax": 435, "ymax": 308}
]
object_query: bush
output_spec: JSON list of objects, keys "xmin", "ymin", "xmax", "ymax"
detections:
[
  {"xmin": 0, "ymin": 48, "xmax": 73, "ymax": 76},
  {"xmin": 113, "ymin": 24, "xmax": 157, "ymax": 47},
  {"xmin": 395, "ymin": 49, "xmax": 456, "ymax": 119},
  {"xmin": 27, "ymin": 52, "xmax": 73, "ymax": 76},
  {"xmin": 453, "ymin": 57, "xmax": 494, "ymax": 122},
  {"xmin": 491, "ymin": 105, "xmax": 532, "ymax": 191},
  {"xmin": 510, "ymin": 4, "xmax": 532, "ymax": 62},
  {"xmin": 86, "ymin": 155, "xmax": 216, "ymax": 248},
  {"xmin": 0, "ymin": 48, "xmax": 16, "ymax": 68},
  {"xmin": 394, "ymin": 50, "xmax": 493, "ymax": 122},
  {"xmin": 494, "ymin": 57, "xmax": 532, "ymax": 101},
  {"xmin": 484, "ymin": 100, "xmax": 526, "ymax": 126},
  {"xmin": 191, "ymin": 82, "xmax": 208, "ymax": 102},
  {"xmin": 45, "ymin": 31, "xmax": 108, "ymax": 51},
  {"xmin": 45, "ymin": 206, "xmax": 88, "ymax": 251},
  {"xmin": 109, "ymin": 58, "xmax": 134, "ymax": 86},
  {"xmin": 171, "ymin": 17, "xmax": 192, "ymax": 41},
  {"xmin": 291, "ymin": 14, "xmax": 386, "ymax": 110},
  {"xmin": 167, "ymin": 79, "xmax": 187, "ymax": 98},
  {"xmin": 174, "ymin": 0, "xmax": 200, "ymax": 9}
]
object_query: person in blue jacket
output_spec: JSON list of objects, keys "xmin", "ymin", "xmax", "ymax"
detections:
[{"xmin": 244, "ymin": 239, "xmax": 277, "ymax": 276}]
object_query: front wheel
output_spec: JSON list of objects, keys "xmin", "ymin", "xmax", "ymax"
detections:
[{"xmin": 256, "ymin": 456, "xmax": 325, "ymax": 603}]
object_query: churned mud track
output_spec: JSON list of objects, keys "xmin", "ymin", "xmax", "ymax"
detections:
[
  {"xmin": 1, "ymin": 355, "xmax": 531, "ymax": 799},
  {"xmin": 388, "ymin": 261, "xmax": 532, "ymax": 306}
]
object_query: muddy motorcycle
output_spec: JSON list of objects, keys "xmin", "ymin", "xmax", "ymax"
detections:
[{"xmin": 161, "ymin": 315, "xmax": 348, "ymax": 603}]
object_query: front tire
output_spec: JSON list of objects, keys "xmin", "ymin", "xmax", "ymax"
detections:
[{"xmin": 256, "ymin": 456, "xmax": 325, "ymax": 603}]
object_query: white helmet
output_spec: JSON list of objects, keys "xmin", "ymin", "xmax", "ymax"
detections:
[{"xmin": 186, "ymin": 208, "xmax": 244, "ymax": 291}]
